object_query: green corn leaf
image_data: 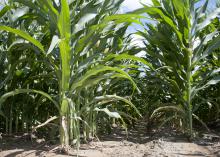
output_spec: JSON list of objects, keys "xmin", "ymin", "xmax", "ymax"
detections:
[
  {"xmin": 198, "ymin": 36, "xmax": 220, "ymax": 62},
  {"xmin": 196, "ymin": 7, "xmax": 220, "ymax": 31},
  {"xmin": 93, "ymin": 95, "xmax": 142, "ymax": 117},
  {"xmin": 151, "ymin": 106, "xmax": 185, "ymax": 120},
  {"xmin": 58, "ymin": 0, "xmax": 71, "ymax": 91},
  {"xmin": 140, "ymin": 6, "xmax": 183, "ymax": 45},
  {"xmin": 0, "ymin": 89, "xmax": 59, "ymax": 111},
  {"xmin": 47, "ymin": 35, "xmax": 60, "ymax": 55},
  {"xmin": 0, "ymin": 5, "xmax": 10, "ymax": 18},
  {"xmin": 106, "ymin": 53, "xmax": 154, "ymax": 70},
  {"xmin": 0, "ymin": 25, "xmax": 44, "ymax": 52},
  {"xmin": 206, "ymin": 76, "xmax": 220, "ymax": 86},
  {"xmin": 193, "ymin": 30, "xmax": 217, "ymax": 62},
  {"xmin": 151, "ymin": 0, "xmax": 160, "ymax": 6},
  {"xmin": 104, "ymin": 14, "xmax": 144, "ymax": 24},
  {"xmin": 94, "ymin": 107, "xmax": 121, "ymax": 119},
  {"xmin": 71, "ymin": 65, "xmax": 139, "ymax": 92}
]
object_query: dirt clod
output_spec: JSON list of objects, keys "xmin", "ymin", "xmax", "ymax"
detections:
[{"xmin": 0, "ymin": 124, "xmax": 219, "ymax": 157}]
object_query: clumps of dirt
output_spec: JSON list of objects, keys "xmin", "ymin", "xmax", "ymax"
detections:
[
  {"xmin": 86, "ymin": 139, "xmax": 219, "ymax": 157},
  {"xmin": 0, "ymin": 125, "xmax": 220, "ymax": 157}
]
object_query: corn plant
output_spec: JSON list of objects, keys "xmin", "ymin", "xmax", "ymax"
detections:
[
  {"xmin": 0, "ymin": 0, "xmax": 141, "ymax": 150},
  {"xmin": 125, "ymin": 0, "xmax": 220, "ymax": 137}
]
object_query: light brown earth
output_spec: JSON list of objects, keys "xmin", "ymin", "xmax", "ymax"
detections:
[{"xmin": 1, "ymin": 121, "xmax": 220, "ymax": 157}]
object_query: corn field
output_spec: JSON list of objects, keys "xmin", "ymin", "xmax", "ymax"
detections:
[{"xmin": 0, "ymin": 0, "xmax": 220, "ymax": 153}]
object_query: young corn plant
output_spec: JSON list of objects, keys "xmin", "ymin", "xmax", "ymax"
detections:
[
  {"xmin": 0, "ymin": 0, "xmax": 140, "ymax": 150},
  {"xmin": 127, "ymin": 0, "xmax": 220, "ymax": 137}
]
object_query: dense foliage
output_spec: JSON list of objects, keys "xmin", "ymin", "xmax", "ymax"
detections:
[{"xmin": 0, "ymin": 0, "xmax": 219, "ymax": 151}]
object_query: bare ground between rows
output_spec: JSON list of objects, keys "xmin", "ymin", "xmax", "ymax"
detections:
[{"xmin": 0, "ymin": 121, "xmax": 220, "ymax": 157}]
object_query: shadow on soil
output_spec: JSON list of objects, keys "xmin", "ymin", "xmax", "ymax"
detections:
[{"xmin": 0, "ymin": 119, "xmax": 219, "ymax": 157}]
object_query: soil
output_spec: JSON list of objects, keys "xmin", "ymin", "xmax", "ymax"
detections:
[{"xmin": 0, "ymin": 121, "xmax": 220, "ymax": 157}]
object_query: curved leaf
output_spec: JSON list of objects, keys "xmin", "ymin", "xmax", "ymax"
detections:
[
  {"xmin": 0, "ymin": 25, "xmax": 44, "ymax": 52},
  {"xmin": 150, "ymin": 106, "xmax": 185, "ymax": 120},
  {"xmin": 0, "ymin": 89, "xmax": 59, "ymax": 111},
  {"xmin": 71, "ymin": 65, "xmax": 139, "ymax": 92}
]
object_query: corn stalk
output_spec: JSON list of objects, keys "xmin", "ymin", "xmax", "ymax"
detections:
[
  {"xmin": 126, "ymin": 0, "xmax": 220, "ymax": 137},
  {"xmin": 0, "ymin": 0, "xmax": 140, "ymax": 150}
]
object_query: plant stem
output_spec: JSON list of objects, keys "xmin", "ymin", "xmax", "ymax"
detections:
[
  {"xmin": 186, "ymin": 48, "xmax": 193, "ymax": 137},
  {"xmin": 9, "ymin": 103, "xmax": 12, "ymax": 135},
  {"xmin": 60, "ymin": 98, "xmax": 69, "ymax": 148}
]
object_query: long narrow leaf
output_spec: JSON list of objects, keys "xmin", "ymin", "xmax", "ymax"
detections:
[{"xmin": 0, "ymin": 26, "xmax": 44, "ymax": 52}]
